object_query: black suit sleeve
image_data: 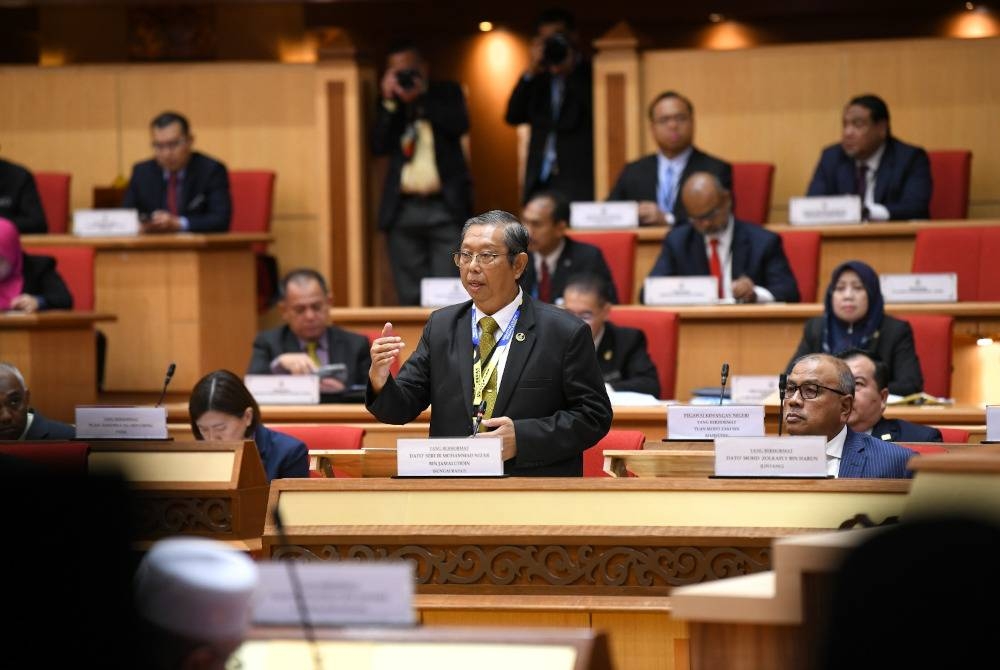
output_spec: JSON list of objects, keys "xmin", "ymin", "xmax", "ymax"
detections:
[
  {"xmin": 8, "ymin": 172, "xmax": 47, "ymax": 234},
  {"xmin": 247, "ymin": 332, "xmax": 276, "ymax": 374},
  {"xmin": 504, "ymin": 74, "xmax": 538, "ymax": 126},
  {"xmin": 885, "ymin": 148, "xmax": 932, "ymax": 221},
  {"xmin": 425, "ymin": 83, "xmax": 470, "ymax": 138},
  {"xmin": 186, "ymin": 161, "xmax": 231, "ymax": 233},
  {"xmin": 806, "ymin": 152, "xmax": 834, "ymax": 196},
  {"xmin": 760, "ymin": 233, "xmax": 800, "ymax": 303},
  {"xmin": 787, "ymin": 318, "xmax": 821, "ymax": 373},
  {"xmin": 606, "ymin": 165, "xmax": 631, "ymax": 201},
  {"xmin": 610, "ymin": 330, "xmax": 660, "ymax": 397},
  {"xmin": 21, "ymin": 254, "xmax": 72, "ymax": 310},
  {"xmin": 885, "ymin": 320, "xmax": 924, "ymax": 396},
  {"xmin": 366, "ymin": 319, "xmax": 434, "ymax": 425}
]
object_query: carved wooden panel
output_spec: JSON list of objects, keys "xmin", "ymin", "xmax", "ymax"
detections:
[{"xmin": 133, "ymin": 496, "xmax": 233, "ymax": 535}]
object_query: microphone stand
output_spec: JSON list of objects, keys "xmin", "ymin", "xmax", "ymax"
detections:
[
  {"xmin": 273, "ymin": 507, "xmax": 324, "ymax": 670},
  {"xmin": 719, "ymin": 363, "xmax": 730, "ymax": 406},
  {"xmin": 777, "ymin": 373, "xmax": 787, "ymax": 436}
]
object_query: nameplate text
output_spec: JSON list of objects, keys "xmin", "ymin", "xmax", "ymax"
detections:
[
  {"xmin": 420, "ymin": 277, "xmax": 471, "ymax": 307},
  {"xmin": 788, "ymin": 195, "xmax": 862, "ymax": 225},
  {"xmin": 245, "ymin": 374, "xmax": 320, "ymax": 405},
  {"xmin": 73, "ymin": 208, "xmax": 141, "ymax": 236},
  {"xmin": 715, "ymin": 436, "xmax": 827, "ymax": 477},
  {"xmin": 74, "ymin": 406, "xmax": 167, "ymax": 439},
  {"xmin": 397, "ymin": 437, "xmax": 503, "ymax": 477},
  {"xmin": 644, "ymin": 276, "xmax": 719, "ymax": 305},
  {"xmin": 668, "ymin": 404, "xmax": 765, "ymax": 439},
  {"xmin": 570, "ymin": 201, "xmax": 639, "ymax": 229},
  {"xmin": 880, "ymin": 273, "xmax": 958, "ymax": 303}
]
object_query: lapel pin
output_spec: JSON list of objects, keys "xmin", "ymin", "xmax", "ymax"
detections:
[
  {"xmin": 515, "ymin": 332, "xmax": 526, "ymax": 342},
  {"xmin": 603, "ymin": 350, "xmax": 613, "ymax": 360},
  {"xmin": 881, "ymin": 433, "xmax": 892, "ymax": 441}
]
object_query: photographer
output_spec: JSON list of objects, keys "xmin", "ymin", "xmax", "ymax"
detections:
[
  {"xmin": 372, "ymin": 40, "xmax": 473, "ymax": 306},
  {"xmin": 505, "ymin": 7, "xmax": 593, "ymax": 204}
]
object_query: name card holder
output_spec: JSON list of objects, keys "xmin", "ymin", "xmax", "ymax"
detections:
[
  {"xmin": 74, "ymin": 406, "xmax": 168, "ymax": 440},
  {"xmin": 987, "ymin": 406, "xmax": 1000, "ymax": 442},
  {"xmin": 244, "ymin": 374, "xmax": 320, "ymax": 405},
  {"xmin": 730, "ymin": 375, "xmax": 780, "ymax": 404},
  {"xmin": 788, "ymin": 195, "xmax": 862, "ymax": 225},
  {"xmin": 570, "ymin": 201, "xmax": 639, "ymax": 229},
  {"xmin": 420, "ymin": 277, "xmax": 471, "ymax": 307},
  {"xmin": 72, "ymin": 208, "xmax": 141, "ymax": 236},
  {"xmin": 714, "ymin": 435, "xmax": 828, "ymax": 478},
  {"xmin": 667, "ymin": 405, "xmax": 765, "ymax": 440},
  {"xmin": 396, "ymin": 437, "xmax": 503, "ymax": 477},
  {"xmin": 880, "ymin": 273, "xmax": 958, "ymax": 303},
  {"xmin": 644, "ymin": 276, "xmax": 720, "ymax": 305}
]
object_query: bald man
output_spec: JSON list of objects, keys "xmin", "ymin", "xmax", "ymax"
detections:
[{"xmin": 645, "ymin": 172, "xmax": 799, "ymax": 303}]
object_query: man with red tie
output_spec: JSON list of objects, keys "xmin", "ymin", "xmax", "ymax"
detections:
[
  {"xmin": 646, "ymin": 172, "xmax": 799, "ymax": 303},
  {"xmin": 122, "ymin": 111, "xmax": 232, "ymax": 233}
]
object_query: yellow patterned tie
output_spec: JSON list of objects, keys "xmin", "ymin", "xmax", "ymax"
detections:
[
  {"xmin": 478, "ymin": 316, "xmax": 499, "ymax": 429},
  {"xmin": 305, "ymin": 341, "xmax": 320, "ymax": 366}
]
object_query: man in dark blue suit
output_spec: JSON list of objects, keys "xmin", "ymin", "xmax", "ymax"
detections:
[
  {"xmin": 0, "ymin": 363, "xmax": 75, "ymax": 440},
  {"xmin": 122, "ymin": 111, "xmax": 232, "ymax": 233},
  {"xmin": 519, "ymin": 190, "xmax": 617, "ymax": 304},
  {"xmin": 646, "ymin": 172, "xmax": 799, "ymax": 303},
  {"xmin": 837, "ymin": 349, "xmax": 943, "ymax": 442},
  {"xmin": 806, "ymin": 94, "xmax": 931, "ymax": 221},
  {"xmin": 784, "ymin": 353, "xmax": 916, "ymax": 478}
]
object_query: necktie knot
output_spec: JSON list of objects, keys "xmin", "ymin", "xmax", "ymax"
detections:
[
  {"xmin": 479, "ymin": 316, "xmax": 499, "ymax": 337},
  {"xmin": 305, "ymin": 341, "xmax": 320, "ymax": 365}
]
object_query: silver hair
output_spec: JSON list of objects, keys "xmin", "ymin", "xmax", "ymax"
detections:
[
  {"xmin": 790, "ymin": 353, "xmax": 855, "ymax": 396},
  {"xmin": 0, "ymin": 361, "xmax": 27, "ymax": 390}
]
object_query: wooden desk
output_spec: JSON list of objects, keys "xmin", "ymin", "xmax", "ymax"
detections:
[
  {"xmin": 23, "ymin": 233, "xmax": 268, "ymax": 393},
  {"xmin": 0, "ymin": 311, "xmax": 114, "ymax": 422}
]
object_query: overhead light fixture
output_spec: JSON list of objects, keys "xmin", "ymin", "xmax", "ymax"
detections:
[
  {"xmin": 977, "ymin": 337, "xmax": 994, "ymax": 346},
  {"xmin": 709, "ymin": 13, "xmax": 724, "ymax": 23},
  {"xmin": 966, "ymin": 2, "xmax": 976, "ymax": 10},
  {"xmin": 479, "ymin": 21, "xmax": 494, "ymax": 32}
]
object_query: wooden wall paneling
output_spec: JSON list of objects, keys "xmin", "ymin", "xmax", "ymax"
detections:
[
  {"xmin": 592, "ymin": 24, "xmax": 642, "ymax": 199},
  {"xmin": 591, "ymin": 611, "xmax": 688, "ymax": 670},
  {"xmin": 196, "ymin": 248, "xmax": 257, "ymax": 383}
]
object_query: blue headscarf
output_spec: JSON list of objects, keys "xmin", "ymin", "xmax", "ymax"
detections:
[{"xmin": 822, "ymin": 260, "xmax": 884, "ymax": 354}]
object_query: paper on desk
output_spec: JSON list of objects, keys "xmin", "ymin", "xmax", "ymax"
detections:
[{"xmin": 607, "ymin": 390, "xmax": 670, "ymax": 406}]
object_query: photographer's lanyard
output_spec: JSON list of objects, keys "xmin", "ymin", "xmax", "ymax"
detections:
[{"xmin": 471, "ymin": 308, "xmax": 520, "ymax": 408}]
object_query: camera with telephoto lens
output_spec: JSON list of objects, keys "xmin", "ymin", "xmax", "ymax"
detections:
[
  {"xmin": 542, "ymin": 32, "xmax": 570, "ymax": 67},
  {"xmin": 395, "ymin": 68, "xmax": 420, "ymax": 90}
]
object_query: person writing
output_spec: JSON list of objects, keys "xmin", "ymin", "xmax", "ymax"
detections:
[
  {"xmin": 189, "ymin": 369, "xmax": 308, "ymax": 482},
  {"xmin": 787, "ymin": 259, "xmax": 923, "ymax": 396},
  {"xmin": 366, "ymin": 210, "xmax": 612, "ymax": 476}
]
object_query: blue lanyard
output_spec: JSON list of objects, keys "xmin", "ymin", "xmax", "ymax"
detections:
[{"xmin": 471, "ymin": 308, "xmax": 520, "ymax": 357}]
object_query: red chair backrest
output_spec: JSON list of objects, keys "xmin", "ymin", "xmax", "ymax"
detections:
[
  {"xmin": 24, "ymin": 245, "xmax": 95, "ymax": 310},
  {"xmin": 895, "ymin": 313, "xmax": 953, "ymax": 399},
  {"xmin": 731, "ymin": 162, "xmax": 774, "ymax": 225},
  {"xmin": 276, "ymin": 424, "xmax": 365, "ymax": 478},
  {"xmin": 608, "ymin": 307, "xmax": 679, "ymax": 400},
  {"xmin": 776, "ymin": 230, "xmax": 820, "ymax": 302},
  {"xmin": 0, "ymin": 441, "xmax": 88, "ymax": 474},
  {"xmin": 582, "ymin": 429, "xmax": 644, "ymax": 477},
  {"xmin": 927, "ymin": 150, "xmax": 971, "ymax": 220},
  {"xmin": 33, "ymin": 172, "xmax": 71, "ymax": 234},
  {"xmin": 978, "ymin": 227, "xmax": 1000, "ymax": 301},
  {"xmin": 365, "ymin": 331, "xmax": 400, "ymax": 376},
  {"xmin": 229, "ymin": 170, "xmax": 276, "ymax": 254},
  {"xmin": 566, "ymin": 230, "xmax": 637, "ymax": 304},
  {"xmin": 911, "ymin": 227, "xmax": 982, "ymax": 301},
  {"xmin": 900, "ymin": 443, "xmax": 948, "ymax": 455},
  {"xmin": 936, "ymin": 427, "xmax": 970, "ymax": 443}
]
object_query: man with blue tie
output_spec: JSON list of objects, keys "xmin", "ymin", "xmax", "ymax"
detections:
[{"xmin": 607, "ymin": 91, "xmax": 732, "ymax": 226}]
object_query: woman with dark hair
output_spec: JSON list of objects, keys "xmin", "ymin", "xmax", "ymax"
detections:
[
  {"xmin": 189, "ymin": 369, "xmax": 308, "ymax": 482},
  {"xmin": 0, "ymin": 216, "xmax": 72, "ymax": 312},
  {"xmin": 787, "ymin": 260, "xmax": 923, "ymax": 396}
]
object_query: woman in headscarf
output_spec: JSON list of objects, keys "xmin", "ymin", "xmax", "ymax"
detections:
[
  {"xmin": 787, "ymin": 259, "xmax": 923, "ymax": 395},
  {"xmin": 0, "ymin": 217, "xmax": 72, "ymax": 312}
]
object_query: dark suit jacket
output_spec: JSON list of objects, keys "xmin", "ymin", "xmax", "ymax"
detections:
[
  {"xmin": 366, "ymin": 295, "xmax": 613, "ymax": 476},
  {"xmin": 371, "ymin": 80, "xmax": 473, "ymax": 231},
  {"xmin": 253, "ymin": 425, "xmax": 309, "ymax": 482},
  {"xmin": 806, "ymin": 136, "xmax": 932, "ymax": 220},
  {"xmin": 596, "ymin": 322, "xmax": 660, "ymax": 397},
  {"xmin": 838, "ymin": 429, "xmax": 916, "ymax": 478},
  {"xmin": 0, "ymin": 158, "xmax": 46, "ymax": 234},
  {"xmin": 788, "ymin": 315, "xmax": 924, "ymax": 396},
  {"xmin": 519, "ymin": 237, "xmax": 618, "ymax": 304},
  {"xmin": 22, "ymin": 253, "xmax": 73, "ymax": 310},
  {"xmin": 505, "ymin": 60, "xmax": 594, "ymax": 203},
  {"xmin": 25, "ymin": 411, "xmax": 76, "ymax": 440},
  {"xmin": 606, "ymin": 148, "xmax": 733, "ymax": 225},
  {"xmin": 647, "ymin": 219, "xmax": 800, "ymax": 303},
  {"xmin": 122, "ymin": 152, "xmax": 232, "ymax": 232},
  {"xmin": 247, "ymin": 324, "xmax": 372, "ymax": 388},
  {"xmin": 870, "ymin": 417, "xmax": 943, "ymax": 443}
]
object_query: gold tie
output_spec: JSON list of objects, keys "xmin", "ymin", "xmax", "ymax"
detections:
[
  {"xmin": 305, "ymin": 341, "xmax": 320, "ymax": 366},
  {"xmin": 478, "ymin": 316, "xmax": 499, "ymax": 429}
]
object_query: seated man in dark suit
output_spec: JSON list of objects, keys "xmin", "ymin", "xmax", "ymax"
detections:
[
  {"xmin": 247, "ymin": 269, "xmax": 371, "ymax": 397},
  {"xmin": 367, "ymin": 210, "xmax": 613, "ymax": 476},
  {"xmin": 122, "ymin": 111, "xmax": 232, "ymax": 233},
  {"xmin": 519, "ymin": 190, "xmax": 617, "ymax": 304},
  {"xmin": 0, "ymin": 151, "xmax": 46, "ymax": 234},
  {"xmin": 0, "ymin": 362, "xmax": 75, "ymax": 440},
  {"xmin": 607, "ymin": 91, "xmax": 732, "ymax": 226},
  {"xmin": 837, "ymin": 348, "xmax": 942, "ymax": 442},
  {"xmin": 563, "ymin": 273, "xmax": 659, "ymax": 398},
  {"xmin": 806, "ymin": 94, "xmax": 931, "ymax": 221},
  {"xmin": 646, "ymin": 172, "xmax": 799, "ymax": 303},
  {"xmin": 784, "ymin": 353, "xmax": 915, "ymax": 478}
]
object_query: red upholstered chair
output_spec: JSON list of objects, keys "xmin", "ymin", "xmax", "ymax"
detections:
[
  {"xmin": 566, "ymin": 230, "xmax": 637, "ymax": 304},
  {"xmin": 731, "ymin": 162, "xmax": 775, "ymax": 225},
  {"xmin": 776, "ymin": 230, "xmax": 820, "ymax": 302},
  {"xmin": 33, "ymin": 172, "xmax": 71, "ymax": 234},
  {"xmin": 899, "ymin": 443, "xmax": 948, "ymax": 455},
  {"xmin": 582, "ymin": 429, "xmax": 644, "ymax": 477},
  {"xmin": 911, "ymin": 227, "xmax": 981, "ymax": 301},
  {"xmin": 927, "ymin": 150, "xmax": 972, "ymax": 220},
  {"xmin": 608, "ymin": 307, "xmax": 679, "ymax": 400},
  {"xmin": 977, "ymin": 227, "xmax": 1000, "ymax": 301},
  {"xmin": 24, "ymin": 245, "xmax": 95, "ymax": 310},
  {"xmin": 935, "ymin": 427, "xmax": 971, "ymax": 444},
  {"xmin": 0, "ymin": 441, "xmax": 88, "ymax": 475},
  {"xmin": 895, "ymin": 313, "xmax": 953, "ymax": 399},
  {"xmin": 275, "ymin": 424, "xmax": 365, "ymax": 478},
  {"xmin": 229, "ymin": 170, "xmax": 278, "ymax": 312}
]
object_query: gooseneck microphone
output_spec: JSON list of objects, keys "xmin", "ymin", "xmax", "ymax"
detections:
[
  {"xmin": 273, "ymin": 506, "xmax": 324, "ymax": 670},
  {"xmin": 719, "ymin": 362, "xmax": 730, "ymax": 406},
  {"xmin": 471, "ymin": 399, "xmax": 488, "ymax": 437},
  {"xmin": 777, "ymin": 373, "xmax": 787, "ymax": 436},
  {"xmin": 155, "ymin": 362, "xmax": 176, "ymax": 407}
]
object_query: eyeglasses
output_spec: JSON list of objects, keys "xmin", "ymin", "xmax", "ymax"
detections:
[
  {"xmin": 152, "ymin": 138, "xmax": 188, "ymax": 151},
  {"xmin": 565, "ymin": 310, "xmax": 595, "ymax": 322},
  {"xmin": 784, "ymin": 381, "xmax": 849, "ymax": 400},
  {"xmin": 453, "ymin": 251, "xmax": 507, "ymax": 267},
  {"xmin": 687, "ymin": 204, "xmax": 724, "ymax": 224},
  {"xmin": 652, "ymin": 112, "xmax": 691, "ymax": 125}
]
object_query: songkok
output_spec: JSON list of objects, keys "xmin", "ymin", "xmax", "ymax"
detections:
[{"xmin": 134, "ymin": 537, "xmax": 259, "ymax": 642}]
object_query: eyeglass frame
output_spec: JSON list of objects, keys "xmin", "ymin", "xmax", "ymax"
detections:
[
  {"xmin": 452, "ymin": 250, "xmax": 516, "ymax": 267},
  {"xmin": 784, "ymin": 381, "xmax": 849, "ymax": 401}
]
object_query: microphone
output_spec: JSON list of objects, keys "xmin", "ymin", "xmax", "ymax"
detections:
[
  {"xmin": 777, "ymin": 373, "xmax": 787, "ymax": 436},
  {"xmin": 155, "ymin": 362, "xmax": 176, "ymax": 407},
  {"xmin": 273, "ymin": 506, "xmax": 324, "ymax": 670},
  {"xmin": 471, "ymin": 399, "xmax": 487, "ymax": 437},
  {"xmin": 719, "ymin": 362, "xmax": 730, "ymax": 406}
]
